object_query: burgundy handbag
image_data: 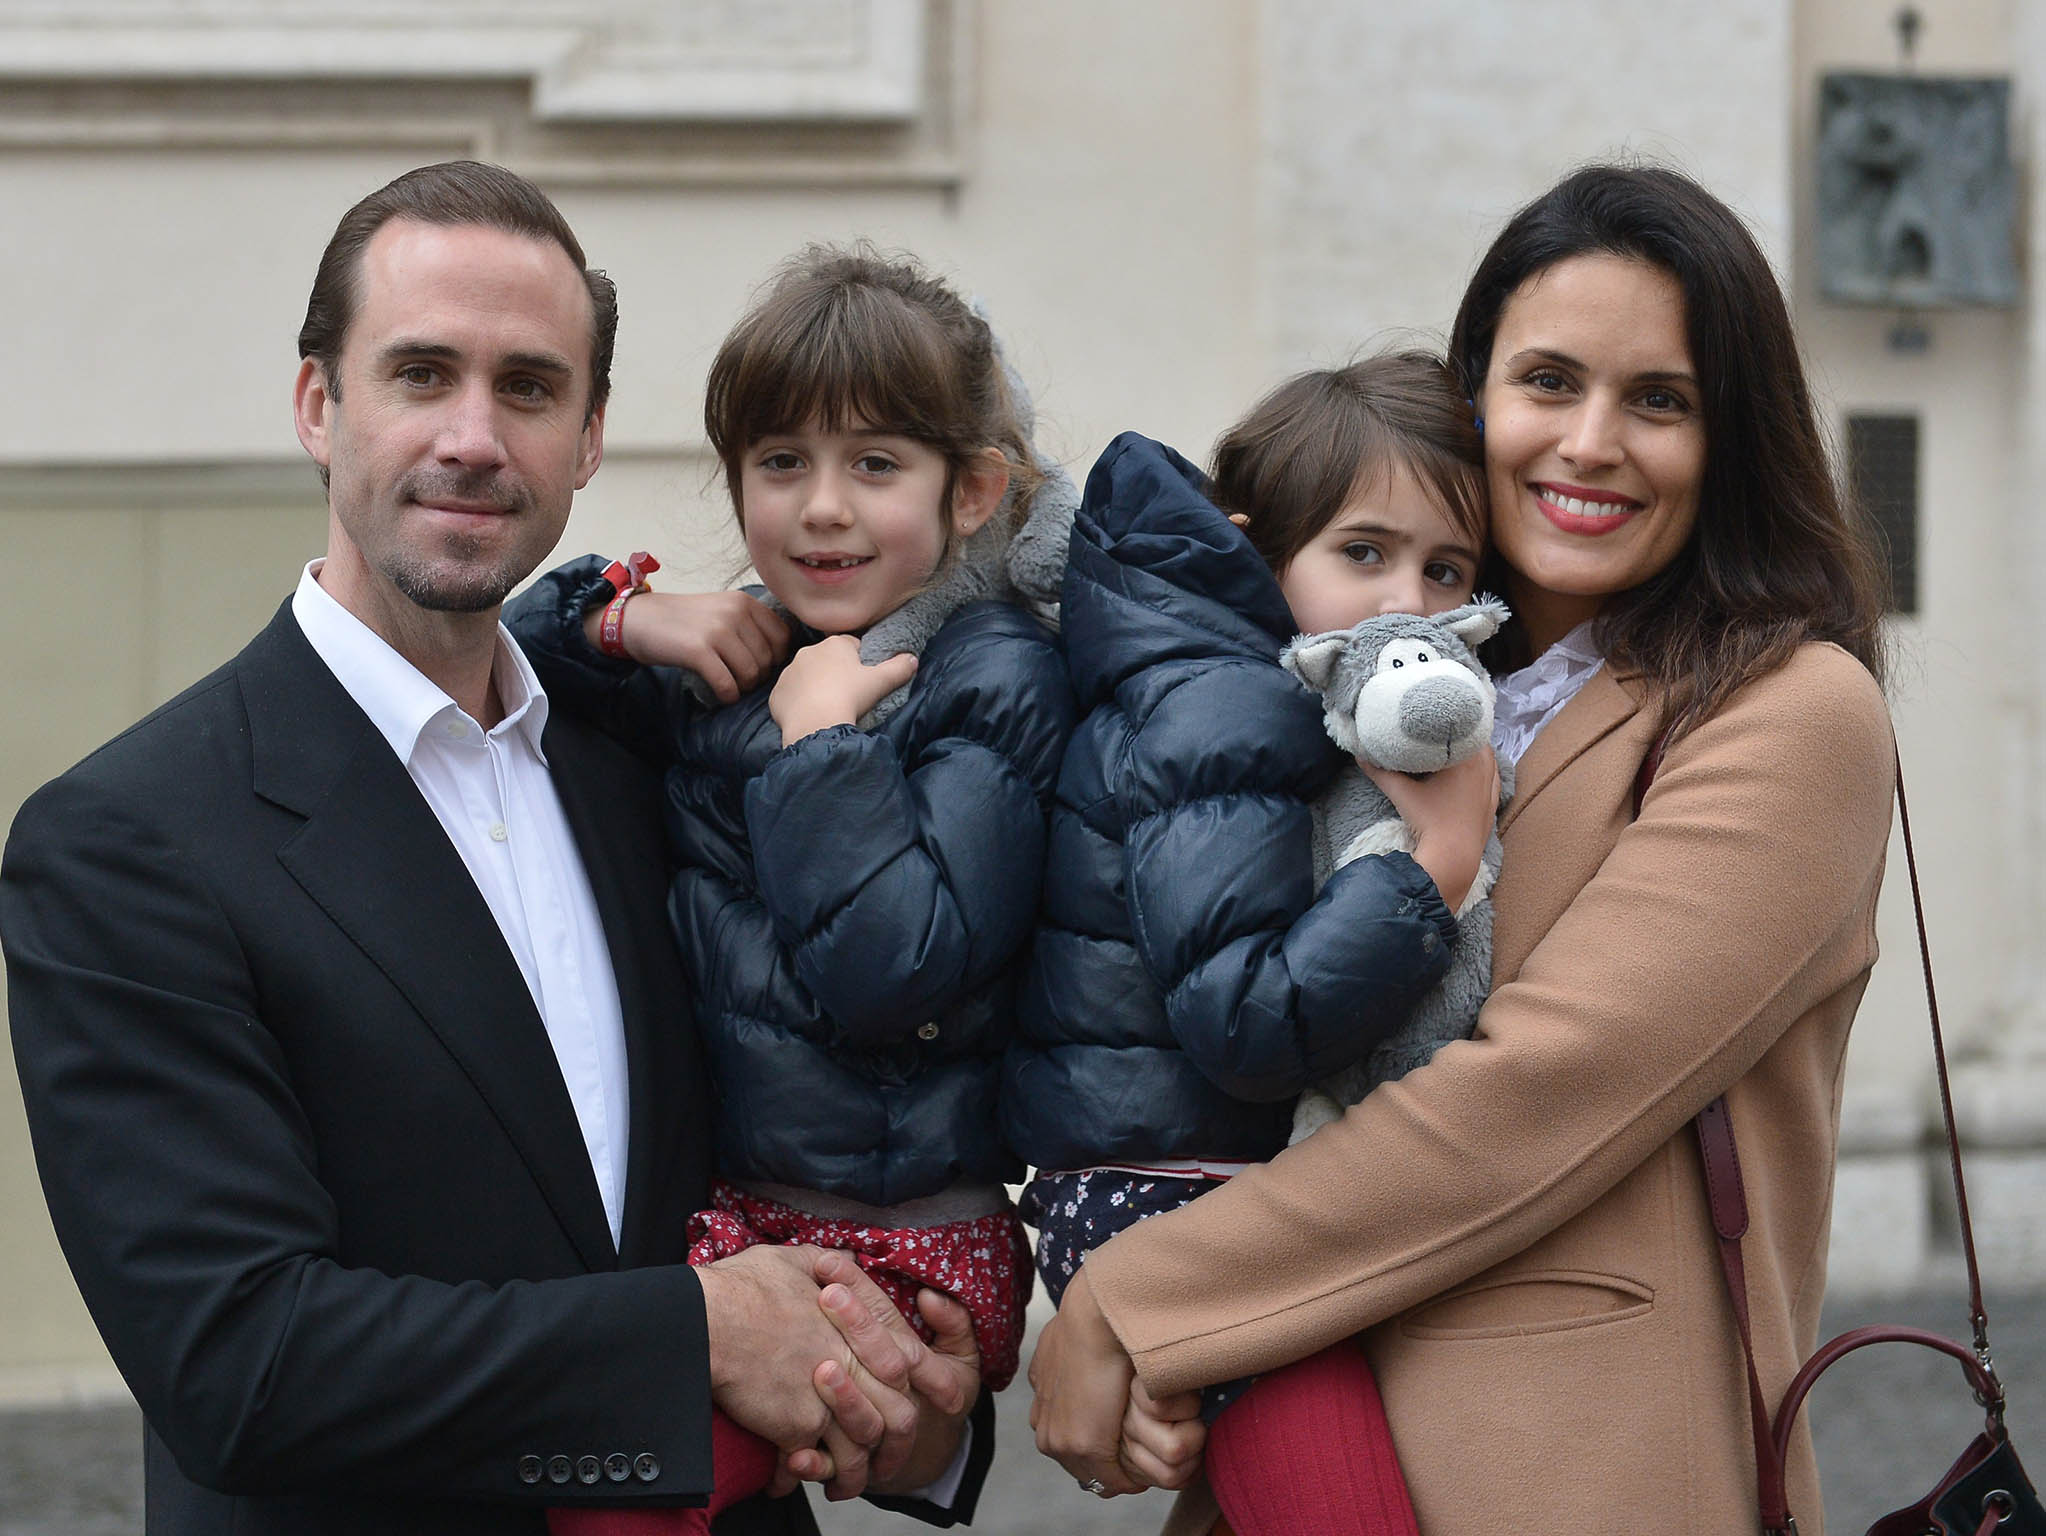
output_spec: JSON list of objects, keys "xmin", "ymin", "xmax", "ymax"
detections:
[{"xmin": 1636, "ymin": 740, "xmax": 2045, "ymax": 1536}]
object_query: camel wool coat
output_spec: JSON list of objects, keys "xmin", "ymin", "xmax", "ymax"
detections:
[{"xmin": 1081, "ymin": 642, "xmax": 1895, "ymax": 1536}]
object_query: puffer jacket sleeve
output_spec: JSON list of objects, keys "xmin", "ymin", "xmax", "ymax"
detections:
[
  {"xmin": 502, "ymin": 554, "xmax": 697, "ymax": 767},
  {"xmin": 1122, "ymin": 657, "xmax": 1458, "ymax": 1103},
  {"xmin": 745, "ymin": 610, "xmax": 1075, "ymax": 1048}
]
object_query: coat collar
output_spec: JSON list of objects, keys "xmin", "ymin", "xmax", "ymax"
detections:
[
  {"xmin": 237, "ymin": 603, "xmax": 623, "ymax": 1272},
  {"xmin": 1498, "ymin": 662, "xmax": 1648, "ymax": 837}
]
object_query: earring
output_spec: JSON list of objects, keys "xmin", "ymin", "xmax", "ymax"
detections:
[{"xmin": 1474, "ymin": 417, "xmax": 1485, "ymax": 435}]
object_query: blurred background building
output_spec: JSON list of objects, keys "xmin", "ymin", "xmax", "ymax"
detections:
[{"xmin": 3, "ymin": 0, "xmax": 2043, "ymax": 1404}]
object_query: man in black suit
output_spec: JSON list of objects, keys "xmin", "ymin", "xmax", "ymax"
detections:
[{"xmin": 1, "ymin": 161, "xmax": 986, "ymax": 1535}]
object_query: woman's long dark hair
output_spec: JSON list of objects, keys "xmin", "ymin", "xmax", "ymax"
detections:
[{"xmin": 1450, "ymin": 164, "xmax": 1887, "ymax": 733}]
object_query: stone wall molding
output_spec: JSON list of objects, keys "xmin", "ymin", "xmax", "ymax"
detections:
[{"xmin": 0, "ymin": 1, "xmax": 933, "ymax": 123}]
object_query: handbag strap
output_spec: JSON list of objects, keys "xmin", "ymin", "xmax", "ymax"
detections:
[
  {"xmin": 1891, "ymin": 753, "xmax": 1992, "ymax": 1347},
  {"xmin": 1634, "ymin": 737, "xmax": 2006, "ymax": 1534}
]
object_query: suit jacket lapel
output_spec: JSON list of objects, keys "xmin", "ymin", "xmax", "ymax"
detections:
[
  {"xmin": 545, "ymin": 714, "xmax": 703, "ymax": 1270},
  {"xmin": 1498, "ymin": 664, "xmax": 1645, "ymax": 837},
  {"xmin": 238, "ymin": 606, "xmax": 619, "ymax": 1273}
]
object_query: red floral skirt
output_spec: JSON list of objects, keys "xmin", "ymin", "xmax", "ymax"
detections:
[{"xmin": 686, "ymin": 1180, "xmax": 1032, "ymax": 1391}]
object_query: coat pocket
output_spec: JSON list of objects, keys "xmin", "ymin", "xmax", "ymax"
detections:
[{"xmin": 1398, "ymin": 1268, "xmax": 1653, "ymax": 1340}]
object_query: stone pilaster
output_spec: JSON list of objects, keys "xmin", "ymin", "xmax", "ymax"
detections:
[{"xmin": 1941, "ymin": 0, "xmax": 2046, "ymax": 1292}]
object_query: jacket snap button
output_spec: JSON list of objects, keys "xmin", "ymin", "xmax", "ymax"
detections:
[
  {"xmin": 605, "ymin": 1452, "xmax": 632, "ymax": 1483},
  {"xmin": 917, "ymin": 1021, "xmax": 939, "ymax": 1041},
  {"xmin": 634, "ymin": 1452, "xmax": 661, "ymax": 1483},
  {"xmin": 518, "ymin": 1455, "xmax": 544, "ymax": 1485},
  {"xmin": 547, "ymin": 1454, "xmax": 573, "ymax": 1484},
  {"xmin": 577, "ymin": 1455, "xmax": 602, "ymax": 1485}
]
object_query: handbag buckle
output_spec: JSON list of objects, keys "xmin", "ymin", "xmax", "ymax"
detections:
[{"xmin": 1975, "ymin": 1340, "xmax": 2010, "ymax": 1430}]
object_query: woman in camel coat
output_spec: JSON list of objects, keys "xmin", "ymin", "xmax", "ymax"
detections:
[{"xmin": 1030, "ymin": 164, "xmax": 1894, "ymax": 1535}]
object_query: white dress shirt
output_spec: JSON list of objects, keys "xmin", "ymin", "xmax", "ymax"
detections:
[{"xmin": 292, "ymin": 562, "xmax": 631, "ymax": 1246}]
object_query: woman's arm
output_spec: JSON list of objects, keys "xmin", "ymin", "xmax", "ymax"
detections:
[{"xmin": 1056, "ymin": 646, "xmax": 1893, "ymax": 1420}]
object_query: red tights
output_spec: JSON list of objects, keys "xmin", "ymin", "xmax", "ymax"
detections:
[
  {"xmin": 545, "ymin": 1410, "xmax": 778, "ymax": 1536},
  {"xmin": 1204, "ymin": 1342, "xmax": 1419, "ymax": 1536}
]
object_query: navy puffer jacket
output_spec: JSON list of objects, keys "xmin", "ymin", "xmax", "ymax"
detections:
[
  {"xmin": 509, "ymin": 556, "xmax": 1075, "ymax": 1206},
  {"xmin": 1003, "ymin": 434, "xmax": 1459, "ymax": 1171}
]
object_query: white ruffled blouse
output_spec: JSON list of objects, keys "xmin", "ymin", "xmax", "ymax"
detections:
[{"xmin": 1491, "ymin": 620, "xmax": 1605, "ymax": 768}]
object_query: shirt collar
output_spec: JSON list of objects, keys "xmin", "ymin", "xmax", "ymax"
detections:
[{"xmin": 290, "ymin": 560, "xmax": 552, "ymax": 766}]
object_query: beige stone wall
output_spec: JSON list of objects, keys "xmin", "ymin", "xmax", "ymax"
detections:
[
  {"xmin": 1257, "ymin": 0, "xmax": 1794, "ymax": 373},
  {"xmin": 0, "ymin": 475, "xmax": 326, "ymax": 1398}
]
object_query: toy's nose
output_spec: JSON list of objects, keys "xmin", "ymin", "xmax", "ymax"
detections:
[{"xmin": 1399, "ymin": 677, "xmax": 1486, "ymax": 758}]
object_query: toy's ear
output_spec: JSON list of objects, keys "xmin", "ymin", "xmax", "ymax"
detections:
[
  {"xmin": 1442, "ymin": 594, "xmax": 1511, "ymax": 648},
  {"xmin": 1281, "ymin": 632, "xmax": 1349, "ymax": 693}
]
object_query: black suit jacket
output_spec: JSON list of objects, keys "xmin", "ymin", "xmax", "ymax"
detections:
[{"xmin": 3, "ymin": 603, "xmax": 845, "ymax": 1535}]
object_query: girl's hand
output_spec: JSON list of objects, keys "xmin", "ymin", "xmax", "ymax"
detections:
[
  {"xmin": 583, "ymin": 590, "xmax": 790, "ymax": 702},
  {"xmin": 769, "ymin": 635, "xmax": 918, "ymax": 746},
  {"xmin": 786, "ymin": 1258, "xmax": 983, "ymax": 1499},
  {"xmin": 1028, "ymin": 1267, "xmax": 1148, "ymax": 1497},
  {"xmin": 1361, "ymin": 746, "xmax": 1500, "ymax": 912},
  {"xmin": 1119, "ymin": 1374, "xmax": 1205, "ymax": 1491}
]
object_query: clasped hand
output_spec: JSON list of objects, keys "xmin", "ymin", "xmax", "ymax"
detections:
[
  {"xmin": 696, "ymin": 1245, "xmax": 979, "ymax": 1500},
  {"xmin": 1028, "ymin": 1267, "xmax": 1206, "ymax": 1498}
]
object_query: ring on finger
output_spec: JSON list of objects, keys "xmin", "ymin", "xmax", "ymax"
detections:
[{"xmin": 1078, "ymin": 1477, "xmax": 1108, "ymax": 1496}]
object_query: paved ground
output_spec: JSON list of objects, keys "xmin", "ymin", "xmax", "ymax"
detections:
[{"xmin": 6, "ymin": 1289, "xmax": 2044, "ymax": 1534}]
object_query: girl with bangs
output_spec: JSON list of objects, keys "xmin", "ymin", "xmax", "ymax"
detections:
[{"xmin": 510, "ymin": 243, "xmax": 1077, "ymax": 1531}]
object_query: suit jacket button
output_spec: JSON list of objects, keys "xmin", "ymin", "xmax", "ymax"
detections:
[
  {"xmin": 634, "ymin": 1452, "xmax": 661, "ymax": 1483},
  {"xmin": 605, "ymin": 1452, "xmax": 632, "ymax": 1483},
  {"xmin": 577, "ymin": 1455, "xmax": 602, "ymax": 1485},
  {"xmin": 548, "ymin": 1454, "xmax": 574, "ymax": 1484},
  {"xmin": 518, "ymin": 1455, "xmax": 545, "ymax": 1485},
  {"xmin": 917, "ymin": 1021, "xmax": 939, "ymax": 1041}
]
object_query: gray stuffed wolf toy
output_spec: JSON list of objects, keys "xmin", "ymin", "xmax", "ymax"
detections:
[{"xmin": 1279, "ymin": 596, "xmax": 1512, "ymax": 1141}]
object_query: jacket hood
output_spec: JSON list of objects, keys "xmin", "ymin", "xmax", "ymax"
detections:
[{"xmin": 1062, "ymin": 433, "xmax": 1299, "ymax": 708}]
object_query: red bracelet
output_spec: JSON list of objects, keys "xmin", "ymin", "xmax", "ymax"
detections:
[
  {"xmin": 596, "ymin": 551, "xmax": 661, "ymax": 659},
  {"xmin": 598, "ymin": 589, "xmax": 635, "ymax": 658}
]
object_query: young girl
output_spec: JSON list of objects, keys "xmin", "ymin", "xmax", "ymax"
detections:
[
  {"xmin": 508, "ymin": 245, "xmax": 1076, "ymax": 1531},
  {"xmin": 1008, "ymin": 353, "xmax": 1500, "ymax": 1536}
]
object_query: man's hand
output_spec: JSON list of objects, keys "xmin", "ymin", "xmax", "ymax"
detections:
[
  {"xmin": 1027, "ymin": 1266, "xmax": 1148, "ymax": 1497},
  {"xmin": 582, "ymin": 590, "xmax": 790, "ymax": 701},
  {"xmin": 769, "ymin": 636, "xmax": 917, "ymax": 746},
  {"xmin": 697, "ymin": 1244, "xmax": 925, "ymax": 1498}
]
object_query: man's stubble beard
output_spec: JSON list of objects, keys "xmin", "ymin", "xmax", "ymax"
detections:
[
  {"xmin": 372, "ymin": 465, "xmax": 548, "ymax": 614},
  {"xmin": 384, "ymin": 534, "xmax": 530, "ymax": 613}
]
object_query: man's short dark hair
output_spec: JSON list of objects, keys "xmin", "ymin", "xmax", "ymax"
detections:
[{"xmin": 297, "ymin": 160, "xmax": 617, "ymax": 422}]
